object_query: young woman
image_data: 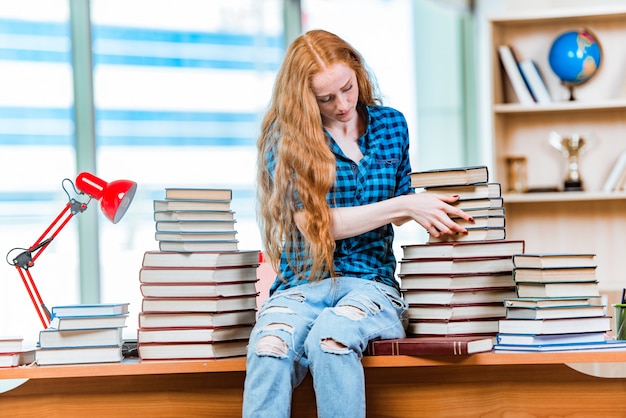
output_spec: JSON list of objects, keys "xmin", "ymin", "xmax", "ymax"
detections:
[{"xmin": 243, "ymin": 29, "xmax": 472, "ymax": 418}]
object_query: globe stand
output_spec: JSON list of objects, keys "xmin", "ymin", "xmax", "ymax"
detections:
[{"xmin": 565, "ymin": 83, "xmax": 577, "ymax": 101}]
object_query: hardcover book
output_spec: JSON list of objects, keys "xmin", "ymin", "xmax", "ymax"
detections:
[
  {"xmin": 403, "ymin": 288, "xmax": 517, "ymax": 305},
  {"xmin": 155, "ymin": 220, "xmax": 237, "ymax": 233},
  {"xmin": 505, "ymin": 304, "xmax": 605, "ymax": 320},
  {"xmin": 402, "ymin": 240, "xmax": 524, "ymax": 260},
  {"xmin": 138, "ymin": 310, "xmax": 257, "ymax": 329},
  {"xmin": 399, "ymin": 256, "xmax": 514, "ymax": 275},
  {"xmin": 154, "ymin": 210, "xmax": 235, "ymax": 222},
  {"xmin": 498, "ymin": 316, "xmax": 611, "ymax": 335},
  {"xmin": 513, "ymin": 253, "xmax": 596, "ymax": 269},
  {"xmin": 138, "ymin": 340, "xmax": 248, "ymax": 360},
  {"xmin": 423, "ymin": 183, "xmax": 502, "ymax": 200},
  {"xmin": 451, "ymin": 197, "xmax": 504, "ymax": 210},
  {"xmin": 513, "ymin": 267, "xmax": 597, "ymax": 283},
  {"xmin": 515, "ymin": 281, "xmax": 600, "ymax": 298},
  {"xmin": 497, "ymin": 44, "xmax": 535, "ymax": 104},
  {"xmin": 0, "ymin": 336, "xmax": 23, "ymax": 353},
  {"xmin": 158, "ymin": 240, "xmax": 239, "ymax": 252},
  {"xmin": 141, "ymin": 295, "xmax": 258, "ymax": 313},
  {"xmin": 164, "ymin": 188, "xmax": 233, "ymax": 201},
  {"xmin": 448, "ymin": 215, "xmax": 505, "ymax": 229},
  {"xmin": 367, "ymin": 336, "xmax": 494, "ymax": 356},
  {"xmin": 410, "ymin": 166, "xmax": 489, "ymax": 189},
  {"xmin": 400, "ymin": 272, "xmax": 515, "ymax": 290},
  {"xmin": 50, "ymin": 303, "xmax": 130, "ymax": 318},
  {"xmin": 49, "ymin": 314, "xmax": 129, "ymax": 331},
  {"xmin": 139, "ymin": 265, "xmax": 259, "ymax": 284},
  {"xmin": 427, "ymin": 227, "xmax": 506, "ymax": 243},
  {"xmin": 407, "ymin": 303, "xmax": 506, "ymax": 321},
  {"xmin": 407, "ymin": 319, "xmax": 501, "ymax": 336},
  {"xmin": 137, "ymin": 325, "xmax": 253, "ymax": 344},
  {"xmin": 142, "ymin": 250, "xmax": 261, "ymax": 268},
  {"xmin": 517, "ymin": 59, "xmax": 552, "ymax": 104},
  {"xmin": 155, "ymin": 231, "xmax": 238, "ymax": 242},
  {"xmin": 0, "ymin": 349, "xmax": 36, "ymax": 368},
  {"xmin": 38, "ymin": 327, "xmax": 123, "ymax": 349},
  {"xmin": 36, "ymin": 345, "xmax": 123, "ymax": 365},
  {"xmin": 494, "ymin": 339, "xmax": 626, "ymax": 352},
  {"xmin": 154, "ymin": 199, "xmax": 231, "ymax": 212},
  {"xmin": 139, "ymin": 281, "xmax": 258, "ymax": 298},
  {"xmin": 496, "ymin": 331, "xmax": 607, "ymax": 346}
]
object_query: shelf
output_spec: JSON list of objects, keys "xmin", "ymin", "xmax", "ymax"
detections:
[
  {"xmin": 493, "ymin": 99, "xmax": 626, "ymax": 115},
  {"xmin": 503, "ymin": 191, "xmax": 626, "ymax": 203}
]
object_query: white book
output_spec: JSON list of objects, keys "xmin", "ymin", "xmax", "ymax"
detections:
[
  {"xmin": 603, "ymin": 150, "xmax": 626, "ymax": 192},
  {"xmin": 518, "ymin": 59, "xmax": 552, "ymax": 104},
  {"xmin": 497, "ymin": 45, "xmax": 534, "ymax": 105}
]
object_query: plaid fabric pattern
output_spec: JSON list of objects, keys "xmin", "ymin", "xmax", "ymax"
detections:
[{"xmin": 270, "ymin": 106, "xmax": 412, "ymax": 294}]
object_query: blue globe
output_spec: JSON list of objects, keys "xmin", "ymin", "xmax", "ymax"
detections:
[{"xmin": 548, "ymin": 30, "xmax": 602, "ymax": 85}]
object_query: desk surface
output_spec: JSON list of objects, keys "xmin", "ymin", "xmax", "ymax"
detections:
[{"xmin": 2, "ymin": 350, "xmax": 626, "ymax": 380}]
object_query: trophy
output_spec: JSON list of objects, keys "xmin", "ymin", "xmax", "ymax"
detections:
[{"xmin": 549, "ymin": 131, "xmax": 592, "ymax": 191}]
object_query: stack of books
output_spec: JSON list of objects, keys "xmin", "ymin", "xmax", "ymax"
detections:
[
  {"xmin": 0, "ymin": 336, "xmax": 36, "ymax": 368},
  {"xmin": 137, "ymin": 187, "xmax": 260, "ymax": 361},
  {"xmin": 402, "ymin": 165, "xmax": 524, "ymax": 337},
  {"xmin": 494, "ymin": 253, "xmax": 626, "ymax": 352},
  {"xmin": 414, "ymin": 166, "xmax": 505, "ymax": 243},
  {"xmin": 36, "ymin": 303, "xmax": 129, "ymax": 365},
  {"xmin": 154, "ymin": 188, "xmax": 239, "ymax": 252}
]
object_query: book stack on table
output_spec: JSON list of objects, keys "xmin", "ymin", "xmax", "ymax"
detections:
[
  {"xmin": 401, "ymin": 165, "xmax": 523, "ymax": 338},
  {"xmin": 137, "ymin": 188, "xmax": 261, "ymax": 361},
  {"xmin": 494, "ymin": 253, "xmax": 626, "ymax": 352},
  {"xmin": 0, "ymin": 336, "xmax": 36, "ymax": 368},
  {"xmin": 36, "ymin": 303, "xmax": 129, "ymax": 365}
]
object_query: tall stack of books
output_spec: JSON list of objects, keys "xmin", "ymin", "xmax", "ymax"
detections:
[
  {"xmin": 0, "ymin": 336, "xmax": 36, "ymax": 368},
  {"xmin": 401, "ymin": 166, "xmax": 524, "ymax": 337},
  {"xmin": 137, "ymin": 187, "xmax": 260, "ymax": 360},
  {"xmin": 36, "ymin": 303, "xmax": 129, "ymax": 365},
  {"xmin": 494, "ymin": 253, "xmax": 626, "ymax": 352}
]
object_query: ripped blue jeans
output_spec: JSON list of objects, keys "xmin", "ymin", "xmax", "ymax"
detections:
[{"xmin": 242, "ymin": 277, "xmax": 408, "ymax": 418}]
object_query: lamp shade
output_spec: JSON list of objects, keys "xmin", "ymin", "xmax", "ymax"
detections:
[{"xmin": 75, "ymin": 172, "xmax": 137, "ymax": 223}]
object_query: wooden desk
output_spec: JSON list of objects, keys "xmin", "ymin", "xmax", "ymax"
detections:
[{"xmin": 1, "ymin": 351, "xmax": 626, "ymax": 417}]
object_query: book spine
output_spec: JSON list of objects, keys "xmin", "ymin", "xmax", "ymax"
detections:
[
  {"xmin": 497, "ymin": 45, "xmax": 534, "ymax": 105},
  {"xmin": 369, "ymin": 340, "xmax": 468, "ymax": 356}
]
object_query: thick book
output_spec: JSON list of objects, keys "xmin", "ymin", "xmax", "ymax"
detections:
[
  {"xmin": 504, "ymin": 297, "xmax": 595, "ymax": 309},
  {"xmin": 140, "ymin": 281, "xmax": 258, "ymax": 298},
  {"xmin": 423, "ymin": 183, "xmax": 502, "ymax": 200},
  {"xmin": 367, "ymin": 336, "xmax": 494, "ymax": 356},
  {"xmin": 155, "ymin": 231, "xmax": 238, "ymax": 242},
  {"xmin": 408, "ymin": 303, "xmax": 506, "ymax": 321},
  {"xmin": 154, "ymin": 210, "xmax": 235, "ymax": 222},
  {"xmin": 49, "ymin": 314, "xmax": 129, "ymax": 331},
  {"xmin": 50, "ymin": 303, "xmax": 130, "ymax": 318},
  {"xmin": 138, "ymin": 340, "xmax": 248, "ymax": 360},
  {"xmin": 142, "ymin": 250, "xmax": 261, "ymax": 268},
  {"xmin": 505, "ymin": 304, "xmax": 606, "ymax": 320},
  {"xmin": 36, "ymin": 345, "xmax": 122, "ymax": 365},
  {"xmin": 497, "ymin": 44, "xmax": 534, "ymax": 104},
  {"xmin": 141, "ymin": 295, "xmax": 258, "ymax": 313},
  {"xmin": 0, "ymin": 349, "xmax": 36, "ymax": 368},
  {"xmin": 399, "ymin": 256, "xmax": 514, "ymax": 275},
  {"xmin": 456, "ymin": 207, "xmax": 505, "ymax": 218},
  {"xmin": 496, "ymin": 331, "xmax": 607, "ymax": 346},
  {"xmin": 498, "ymin": 316, "xmax": 611, "ymax": 335},
  {"xmin": 518, "ymin": 59, "xmax": 552, "ymax": 104},
  {"xmin": 155, "ymin": 220, "xmax": 236, "ymax": 233},
  {"xmin": 494, "ymin": 339, "xmax": 626, "ymax": 352},
  {"xmin": 0, "ymin": 336, "xmax": 23, "ymax": 353},
  {"xmin": 410, "ymin": 166, "xmax": 489, "ymax": 189},
  {"xmin": 402, "ymin": 288, "xmax": 517, "ymax": 305},
  {"xmin": 516, "ymin": 281, "xmax": 600, "ymax": 298},
  {"xmin": 138, "ymin": 310, "xmax": 257, "ymax": 329},
  {"xmin": 402, "ymin": 240, "xmax": 524, "ymax": 260},
  {"xmin": 452, "ymin": 197, "xmax": 504, "ymax": 210},
  {"xmin": 137, "ymin": 325, "xmax": 253, "ymax": 344},
  {"xmin": 400, "ymin": 272, "xmax": 515, "ymax": 290},
  {"xmin": 154, "ymin": 199, "xmax": 231, "ymax": 212},
  {"xmin": 38, "ymin": 327, "xmax": 123, "ymax": 348},
  {"xmin": 139, "ymin": 265, "xmax": 259, "ymax": 284},
  {"xmin": 407, "ymin": 319, "xmax": 500, "ymax": 336},
  {"xmin": 513, "ymin": 253, "xmax": 596, "ymax": 269},
  {"xmin": 164, "ymin": 188, "xmax": 232, "ymax": 201},
  {"xmin": 514, "ymin": 267, "xmax": 597, "ymax": 283},
  {"xmin": 159, "ymin": 240, "xmax": 239, "ymax": 252},
  {"xmin": 428, "ymin": 227, "xmax": 506, "ymax": 243}
]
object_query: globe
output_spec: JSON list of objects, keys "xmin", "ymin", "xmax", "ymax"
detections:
[{"xmin": 548, "ymin": 30, "xmax": 602, "ymax": 100}]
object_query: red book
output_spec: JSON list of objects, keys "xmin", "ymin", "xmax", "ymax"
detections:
[{"xmin": 367, "ymin": 336, "xmax": 493, "ymax": 356}]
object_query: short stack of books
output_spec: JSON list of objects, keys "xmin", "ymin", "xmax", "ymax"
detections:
[
  {"xmin": 402, "ymin": 165, "xmax": 524, "ymax": 337},
  {"xmin": 414, "ymin": 166, "xmax": 505, "ymax": 243},
  {"xmin": 137, "ymin": 187, "xmax": 261, "ymax": 361},
  {"xmin": 36, "ymin": 303, "xmax": 129, "ymax": 365},
  {"xmin": 154, "ymin": 188, "xmax": 238, "ymax": 252},
  {"xmin": 494, "ymin": 253, "xmax": 626, "ymax": 352},
  {"xmin": 0, "ymin": 336, "xmax": 36, "ymax": 368}
]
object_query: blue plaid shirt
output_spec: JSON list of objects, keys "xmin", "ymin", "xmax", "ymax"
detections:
[{"xmin": 269, "ymin": 105, "xmax": 412, "ymax": 294}]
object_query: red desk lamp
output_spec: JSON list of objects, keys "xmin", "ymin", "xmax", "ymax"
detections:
[{"xmin": 6, "ymin": 172, "xmax": 137, "ymax": 328}]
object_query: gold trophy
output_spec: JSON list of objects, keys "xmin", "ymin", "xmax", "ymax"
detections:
[{"xmin": 549, "ymin": 131, "xmax": 592, "ymax": 191}]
